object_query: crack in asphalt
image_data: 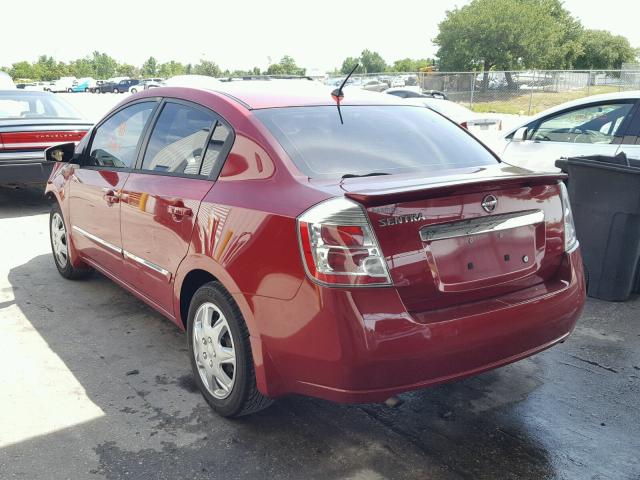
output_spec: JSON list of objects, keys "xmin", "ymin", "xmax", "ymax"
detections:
[{"xmin": 569, "ymin": 355, "xmax": 619, "ymax": 373}]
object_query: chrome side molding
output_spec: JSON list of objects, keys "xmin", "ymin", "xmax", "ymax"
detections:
[
  {"xmin": 72, "ymin": 225, "xmax": 122, "ymax": 254},
  {"xmin": 72, "ymin": 225, "xmax": 171, "ymax": 281},
  {"xmin": 123, "ymin": 250, "xmax": 171, "ymax": 281},
  {"xmin": 420, "ymin": 209, "xmax": 544, "ymax": 242}
]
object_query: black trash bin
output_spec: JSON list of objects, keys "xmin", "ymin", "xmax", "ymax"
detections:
[{"xmin": 556, "ymin": 155, "xmax": 640, "ymax": 301}]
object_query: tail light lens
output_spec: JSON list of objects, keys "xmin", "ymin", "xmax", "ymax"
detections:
[
  {"xmin": 297, "ymin": 197, "xmax": 391, "ymax": 286},
  {"xmin": 559, "ymin": 182, "xmax": 578, "ymax": 252},
  {"xmin": 460, "ymin": 121, "xmax": 468, "ymax": 129}
]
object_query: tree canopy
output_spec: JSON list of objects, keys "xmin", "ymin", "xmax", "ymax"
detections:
[
  {"xmin": 266, "ymin": 56, "xmax": 306, "ymax": 76},
  {"xmin": 434, "ymin": 0, "xmax": 583, "ymax": 71},
  {"xmin": 574, "ymin": 30, "xmax": 637, "ymax": 70}
]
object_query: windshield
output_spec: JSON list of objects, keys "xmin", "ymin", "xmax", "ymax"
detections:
[
  {"xmin": 254, "ymin": 105, "xmax": 497, "ymax": 179},
  {"xmin": 0, "ymin": 92, "xmax": 83, "ymax": 120}
]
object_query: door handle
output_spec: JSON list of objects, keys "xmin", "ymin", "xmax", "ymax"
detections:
[
  {"xmin": 167, "ymin": 205, "xmax": 192, "ymax": 218},
  {"xmin": 102, "ymin": 188, "xmax": 120, "ymax": 205}
]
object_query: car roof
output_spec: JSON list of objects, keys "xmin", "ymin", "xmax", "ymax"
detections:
[
  {"xmin": 210, "ymin": 80, "xmax": 407, "ymax": 109},
  {"xmin": 506, "ymin": 90, "xmax": 640, "ymax": 135},
  {"xmin": 0, "ymin": 89, "xmax": 57, "ymax": 97}
]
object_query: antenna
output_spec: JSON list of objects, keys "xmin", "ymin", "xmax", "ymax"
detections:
[{"xmin": 331, "ymin": 63, "xmax": 359, "ymax": 124}]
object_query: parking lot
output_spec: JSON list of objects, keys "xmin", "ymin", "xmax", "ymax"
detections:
[{"xmin": 0, "ymin": 185, "xmax": 638, "ymax": 480}]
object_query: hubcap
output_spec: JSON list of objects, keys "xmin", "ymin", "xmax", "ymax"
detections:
[
  {"xmin": 51, "ymin": 213, "xmax": 68, "ymax": 267},
  {"xmin": 193, "ymin": 302, "xmax": 236, "ymax": 399}
]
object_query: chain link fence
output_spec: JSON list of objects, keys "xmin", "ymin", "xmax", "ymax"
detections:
[{"xmin": 325, "ymin": 69, "xmax": 640, "ymax": 115}]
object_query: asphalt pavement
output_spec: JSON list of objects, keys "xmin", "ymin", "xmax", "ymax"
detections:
[{"xmin": 1, "ymin": 185, "xmax": 638, "ymax": 479}]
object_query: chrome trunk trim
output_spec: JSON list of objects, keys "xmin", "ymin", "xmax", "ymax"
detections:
[{"xmin": 419, "ymin": 209, "xmax": 544, "ymax": 242}]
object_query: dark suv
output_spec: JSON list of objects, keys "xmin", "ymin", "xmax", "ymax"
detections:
[{"xmin": 99, "ymin": 79, "xmax": 139, "ymax": 93}]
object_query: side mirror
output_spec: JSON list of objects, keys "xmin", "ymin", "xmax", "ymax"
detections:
[
  {"xmin": 512, "ymin": 127, "xmax": 529, "ymax": 142},
  {"xmin": 45, "ymin": 142, "xmax": 76, "ymax": 163}
]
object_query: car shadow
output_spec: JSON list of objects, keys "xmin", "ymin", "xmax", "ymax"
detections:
[
  {"xmin": 3, "ymin": 252, "xmax": 637, "ymax": 479},
  {"xmin": 0, "ymin": 184, "xmax": 50, "ymax": 219}
]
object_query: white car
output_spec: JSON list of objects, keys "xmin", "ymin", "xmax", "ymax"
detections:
[
  {"xmin": 497, "ymin": 91, "xmax": 640, "ymax": 171},
  {"xmin": 49, "ymin": 76, "xmax": 77, "ymax": 93},
  {"xmin": 403, "ymin": 97, "xmax": 502, "ymax": 134}
]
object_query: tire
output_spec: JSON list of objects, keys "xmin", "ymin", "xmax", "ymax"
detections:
[
  {"xmin": 187, "ymin": 281, "xmax": 272, "ymax": 417},
  {"xmin": 49, "ymin": 203, "xmax": 93, "ymax": 280},
  {"xmin": 67, "ymin": 88, "xmax": 73, "ymax": 93},
  {"xmin": 113, "ymin": 88, "xmax": 119, "ymax": 93},
  {"xmin": 130, "ymin": 88, "xmax": 137, "ymax": 94},
  {"xmin": 84, "ymin": 87, "xmax": 89, "ymax": 92}
]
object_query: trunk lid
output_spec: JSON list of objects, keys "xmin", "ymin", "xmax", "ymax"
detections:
[{"xmin": 341, "ymin": 165, "xmax": 567, "ymax": 313}]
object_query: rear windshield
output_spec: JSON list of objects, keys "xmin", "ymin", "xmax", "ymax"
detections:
[
  {"xmin": 254, "ymin": 105, "xmax": 497, "ymax": 179},
  {"xmin": 0, "ymin": 92, "xmax": 83, "ymax": 120}
]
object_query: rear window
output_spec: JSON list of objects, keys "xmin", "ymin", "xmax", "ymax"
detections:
[
  {"xmin": 0, "ymin": 93, "xmax": 82, "ymax": 120},
  {"xmin": 254, "ymin": 105, "xmax": 497, "ymax": 179}
]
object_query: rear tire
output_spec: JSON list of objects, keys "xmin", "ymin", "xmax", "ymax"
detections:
[
  {"xmin": 187, "ymin": 281, "xmax": 272, "ymax": 417},
  {"xmin": 49, "ymin": 203, "xmax": 93, "ymax": 280},
  {"xmin": 130, "ymin": 88, "xmax": 137, "ymax": 94},
  {"xmin": 113, "ymin": 88, "xmax": 119, "ymax": 93}
]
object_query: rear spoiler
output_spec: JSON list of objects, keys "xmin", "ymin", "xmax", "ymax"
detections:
[{"xmin": 345, "ymin": 172, "xmax": 567, "ymax": 207}]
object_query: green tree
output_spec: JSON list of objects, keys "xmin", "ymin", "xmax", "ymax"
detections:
[
  {"xmin": 68, "ymin": 57, "xmax": 95, "ymax": 78},
  {"xmin": 141, "ymin": 56, "xmax": 158, "ymax": 77},
  {"xmin": 434, "ymin": 0, "xmax": 583, "ymax": 75},
  {"xmin": 360, "ymin": 50, "xmax": 387, "ymax": 74},
  {"xmin": 117, "ymin": 63, "xmax": 138, "ymax": 78},
  {"xmin": 193, "ymin": 60, "xmax": 221, "ymax": 77},
  {"xmin": 340, "ymin": 56, "xmax": 363, "ymax": 74},
  {"xmin": 266, "ymin": 55, "xmax": 305, "ymax": 76},
  {"xmin": 339, "ymin": 50, "xmax": 387, "ymax": 74},
  {"xmin": 91, "ymin": 51, "xmax": 117, "ymax": 79},
  {"xmin": 574, "ymin": 30, "xmax": 637, "ymax": 70},
  {"xmin": 9, "ymin": 61, "xmax": 34, "ymax": 80},
  {"xmin": 391, "ymin": 58, "xmax": 433, "ymax": 72},
  {"xmin": 157, "ymin": 60, "xmax": 185, "ymax": 78}
]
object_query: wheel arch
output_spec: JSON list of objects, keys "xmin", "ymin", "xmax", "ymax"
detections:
[{"xmin": 174, "ymin": 255, "xmax": 280, "ymax": 397}]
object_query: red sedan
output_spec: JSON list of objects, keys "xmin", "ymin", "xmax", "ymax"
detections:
[{"xmin": 44, "ymin": 81, "xmax": 585, "ymax": 417}]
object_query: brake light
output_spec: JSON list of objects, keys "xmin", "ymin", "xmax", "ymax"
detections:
[
  {"xmin": 559, "ymin": 182, "xmax": 578, "ymax": 252},
  {"xmin": 460, "ymin": 121, "xmax": 468, "ymax": 129},
  {"xmin": 297, "ymin": 197, "xmax": 391, "ymax": 286},
  {"xmin": 0, "ymin": 130, "xmax": 86, "ymax": 150}
]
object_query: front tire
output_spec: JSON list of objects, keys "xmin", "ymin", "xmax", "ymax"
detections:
[
  {"xmin": 187, "ymin": 282, "xmax": 272, "ymax": 417},
  {"xmin": 49, "ymin": 203, "xmax": 92, "ymax": 279},
  {"xmin": 130, "ymin": 88, "xmax": 137, "ymax": 94},
  {"xmin": 113, "ymin": 88, "xmax": 119, "ymax": 93}
]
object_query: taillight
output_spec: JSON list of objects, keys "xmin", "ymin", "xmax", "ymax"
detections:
[
  {"xmin": 297, "ymin": 197, "xmax": 391, "ymax": 286},
  {"xmin": 460, "ymin": 121, "xmax": 468, "ymax": 129},
  {"xmin": 559, "ymin": 182, "xmax": 578, "ymax": 252},
  {"xmin": 0, "ymin": 131, "xmax": 86, "ymax": 150}
]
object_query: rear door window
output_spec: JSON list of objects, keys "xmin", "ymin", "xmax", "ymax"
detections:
[
  {"xmin": 140, "ymin": 102, "xmax": 217, "ymax": 176},
  {"xmin": 254, "ymin": 105, "xmax": 497, "ymax": 179}
]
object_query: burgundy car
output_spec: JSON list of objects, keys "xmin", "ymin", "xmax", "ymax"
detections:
[{"xmin": 45, "ymin": 82, "xmax": 585, "ymax": 417}]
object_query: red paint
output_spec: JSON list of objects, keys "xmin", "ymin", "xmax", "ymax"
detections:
[{"xmin": 46, "ymin": 85, "xmax": 586, "ymax": 404}]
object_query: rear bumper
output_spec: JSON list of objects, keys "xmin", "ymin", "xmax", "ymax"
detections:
[
  {"xmin": 256, "ymin": 248, "xmax": 585, "ymax": 403},
  {"xmin": 0, "ymin": 159, "xmax": 54, "ymax": 184}
]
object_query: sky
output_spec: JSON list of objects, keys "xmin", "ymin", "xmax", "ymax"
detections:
[{"xmin": 1, "ymin": 0, "xmax": 638, "ymax": 73}]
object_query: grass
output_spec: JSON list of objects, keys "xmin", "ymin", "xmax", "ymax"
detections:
[{"xmin": 468, "ymin": 86, "xmax": 624, "ymax": 115}]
